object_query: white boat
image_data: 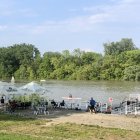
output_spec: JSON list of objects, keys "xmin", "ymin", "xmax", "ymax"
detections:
[
  {"xmin": 40, "ymin": 79, "xmax": 46, "ymax": 82},
  {"xmin": 11, "ymin": 76, "xmax": 15, "ymax": 84}
]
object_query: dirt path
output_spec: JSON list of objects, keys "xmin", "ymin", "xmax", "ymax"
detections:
[{"xmin": 45, "ymin": 112, "xmax": 140, "ymax": 131}]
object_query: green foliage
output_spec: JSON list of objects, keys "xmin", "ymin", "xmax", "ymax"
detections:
[
  {"xmin": 0, "ymin": 38, "xmax": 140, "ymax": 81},
  {"xmin": 123, "ymin": 65, "xmax": 140, "ymax": 81},
  {"xmin": 0, "ymin": 115, "xmax": 140, "ymax": 140},
  {"xmin": 104, "ymin": 38, "xmax": 136, "ymax": 56},
  {"xmin": 0, "ymin": 43, "xmax": 40, "ymax": 80}
]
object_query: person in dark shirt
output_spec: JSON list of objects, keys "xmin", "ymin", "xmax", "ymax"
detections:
[
  {"xmin": 51, "ymin": 100, "xmax": 58, "ymax": 108},
  {"xmin": 89, "ymin": 97, "xmax": 96, "ymax": 113},
  {"xmin": 1, "ymin": 97, "xmax": 4, "ymax": 104},
  {"xmin": 59, "ymin": 100, "xmax": 65, "ymax": 108}
]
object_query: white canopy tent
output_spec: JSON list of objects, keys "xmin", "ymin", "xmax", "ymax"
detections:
[
  {"xmin": 19, "ymin": 81, "xmax": 46, "ymax": 92},
  {"xmin": 18, "ymin": 81, "xmax": 51, "ymax": 105},
  {"xmin": 0, "ymin": 82, "xmax": 20, "ymax": 102},
  {"xmin": 0, "ymin": 81, "xmax": 49, "ymax": 103},
  {"xmin": 18, "ymin": 81, "xmax": 49, "ymax": 99}
]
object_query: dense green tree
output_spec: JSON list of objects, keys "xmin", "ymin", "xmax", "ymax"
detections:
[
  {"xmin": 81, "ymin": 52, "xmax": 102, "ymax": 65},
  {"xmin": 0, "ymin": 43, "xmax": 40, "ymax": 80},
  {"xmin": 0, "ymin": 38, "xmax": 140, "ymax": 81},
  {"xmin": 125, "ymin": 50, "xmax": 140, "ymax": 65},
  {"xmin": 123, "ymin": 65, "xmax": 140, "ymax": 81},
  {"xmin": 104, "ymin": 38, "xmax": 136, "ymax": 55}
]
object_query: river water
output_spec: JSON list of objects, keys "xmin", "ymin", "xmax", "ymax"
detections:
[
  {"xmin": 41, "ymin": 80, "xmax": 140, "ymax": 106},
  {"xmin": 1, "ymin": 80, "xmax": 140, "ymax": 106}
]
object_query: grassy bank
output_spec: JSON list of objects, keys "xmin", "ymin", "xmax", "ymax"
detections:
[{"xmin": 0, "ymin": 113, "xmax": 140, "ymax": 140}]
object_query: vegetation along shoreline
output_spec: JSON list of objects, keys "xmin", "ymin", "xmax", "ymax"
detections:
[{"xmin": 0, "ymin": 38, "xmax": 140, "ymax": 82}]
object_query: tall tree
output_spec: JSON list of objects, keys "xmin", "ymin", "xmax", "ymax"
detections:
[{"xmin": 104, "ymin": 38, "xmax": 136, "ymax": 55}]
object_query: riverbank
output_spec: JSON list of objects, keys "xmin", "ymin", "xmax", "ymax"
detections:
[
  {"xmin": 47, "ymin": 111, "xmax": 140, "ymax": 131},
  {"xmin": 11, "ymin": 108, "xmax": 140, "ymax": 131},
  {"xmin": 1, "ymin": 109, "xmax": 140, "ymax": 140}
]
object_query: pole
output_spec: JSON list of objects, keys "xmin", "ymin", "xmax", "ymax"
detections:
[{"xmin": 125, "ymin": 105, "xmax": 127, "ymax": 115}]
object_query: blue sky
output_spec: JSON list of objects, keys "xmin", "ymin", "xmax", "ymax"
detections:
[{"xmin": 0, "ymin": 0, "xmax": 140, "ymax": 54}]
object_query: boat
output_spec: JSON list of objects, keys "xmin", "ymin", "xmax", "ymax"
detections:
[
  {"xmin": 11, "ymin": 76, "xmax": 15, "ymax": 84},
  {"xmin": 40, "ymin": 79, "xmax": 46, "ymax": 82}
]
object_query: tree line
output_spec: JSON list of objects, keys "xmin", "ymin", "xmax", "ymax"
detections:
[{"xmin": 0, "ymin": 38, "xmax": 140, "ymax": 81}]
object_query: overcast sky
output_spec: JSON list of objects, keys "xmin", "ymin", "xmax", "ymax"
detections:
[{"xmin": 0, "ymin": 0, "xmax": 140, "ymax": 54}]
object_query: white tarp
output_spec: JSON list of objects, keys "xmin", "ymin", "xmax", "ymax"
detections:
[
  {"xmin": 19, "ymin": 81, "xmax": 46, "ymax": 92},
  {"xmin": 0, "ymin": 82, "xmax": 18, "ymax": 95},
  {"xmin": 0, "ymin": 82, "xmax": 20, "ymax": 102}
]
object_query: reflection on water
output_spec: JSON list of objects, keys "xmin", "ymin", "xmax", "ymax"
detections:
[{"xmin": 41, "ymin": 80, "xmax": 140, "ymax": 105}]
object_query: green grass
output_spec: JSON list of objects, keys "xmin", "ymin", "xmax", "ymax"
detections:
[
  {"xmin": 0, "ymin": 113, "xmax": 140, "ymax": 140},
  {"xmin": 0, "ymin": 133, "xmax": 39, "ymax": 140}
]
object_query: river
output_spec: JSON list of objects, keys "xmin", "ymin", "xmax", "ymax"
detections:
[
  {"xmin": 41, "ymin": 80, "xmax": 140, "ymax": 106},
  {"xmin": 1, "ymin": 80, "xmax": 140, "ymax": 107}
]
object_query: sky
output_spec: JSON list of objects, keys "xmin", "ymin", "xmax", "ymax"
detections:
[{"xmin": 0, "ymin": 0, "xmax": 140, "ymax": 55}]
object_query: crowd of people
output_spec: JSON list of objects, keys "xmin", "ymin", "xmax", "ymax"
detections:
[
  {"xmin": 0, "ymin": 95, "xmax": 112, "ymax": 115},
  {"xmin": 0, "ymin": 96, "xmax": 32, "ymax": 113}
]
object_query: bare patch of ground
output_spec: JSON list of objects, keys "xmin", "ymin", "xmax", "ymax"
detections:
[
  {"xmin": 12, "ymin": 109, "xmax": 140, "ymax": 131},
  {"xmin": 40, "ymin": 109, "xmax": 140, "ymax": 131}
]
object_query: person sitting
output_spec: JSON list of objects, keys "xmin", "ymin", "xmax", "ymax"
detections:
[
  {"xmin": 59, "ymin": 100, "xmax": 65, "ymax": 108},
  {"xmin": 105, "ymin": 105, "xmax": 112, "ymax": 114},
  {"xmin": 8, "ymin": 100, "xmax": 17, "ymax": 113},
  {"xmin": 1, "ymin": 97, "xmax": 5, "ymax": 105},
  {"xmin": 43, "ymin": 104, "xmax": 49, "ymax": 115},
  {"xmin": 96, "ymin": 102, "xmax": 101, "ymax": 113},
  {"xmin": 69, "ymin": 94, "xmax": 72, "ymax": 98},
  {"xmin": 33, "ymin": 103, "xmax": 38, "ymax": 115},
  {"xmin": 89, "ymin": 97, "xmax": 96, "ymax": 114},
  {"xmin": 51, "ymin": 100, "xmax": 58, "ymax": 108}
]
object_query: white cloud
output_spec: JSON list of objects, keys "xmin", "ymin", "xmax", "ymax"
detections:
[
  {"xmin": 68, "ymin": 8, "xmax": 78, "ymax": 12},
  {"xmin": 30, "ymin": 12, "xmax": 110, "ymax": 34},
  {"xmin": 30, "ymin": 0, "xmax": 140, "ymax": 34},
  {"xmin": 2, "ymin": 0, "xmax": 139, "ymax": 34},
  {"xmin": 0, "ymin": 0, "xmax": 16, "ymax": 16},
  {"xmin": 121, "ymin": 0, "xmax": 136, "ymax": 3},
  {"xmin": 17, "ymin": 8, "xmax": 38, "ymax": 17},
  {"xmin": 0, "ymin": 25, "xmax": 7, "ymax": 31},
  {"xmin": 0, "ymin": 0, "xmax": 139, "ymax": 54},
  {"xmin": 0, "ymin": 0, "xmax": 38, "ymax": 18},
  {"xmin": 81, "ymin": 48, "xmax": 95, "ymax": 52}
]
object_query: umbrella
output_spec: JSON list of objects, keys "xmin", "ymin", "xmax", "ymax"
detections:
[
  {"xmin": 0, "ymin": 81, "xmax": 18, "ymax": 93},
  {"xmin": 18, "ymin": 82, "xmax": 50, "ymax": 103},
  {"xmin": 0, "ymin": 84, "xmax": 20, "ymax": 102},
  {"xmin": 0, "ymin": 84, "xmax": 18, "ymax": 94},
  {"xmin": 19, "ymin": 81, "xmax": 46, "ymax": 92}
]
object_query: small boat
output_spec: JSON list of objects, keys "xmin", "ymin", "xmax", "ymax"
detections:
[
  {"xmin": 40, "ymin": 79, "xmax": 46, "ymax": 82},
  {"xmin": 11, "ymin": 76, "xmax": 15, "ymax": 84}
]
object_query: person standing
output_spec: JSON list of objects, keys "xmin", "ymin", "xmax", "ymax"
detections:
[
  {"xmin": 1, "ymin": 97, "xmax": 5, "ymax": 105},
  {"xmin": 89, "ymin": 97, "xmax": 96, "ymax": 114},
  {"xmin": 69, "ymin": 94, "xmax": 72, "ymax": 98}
]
